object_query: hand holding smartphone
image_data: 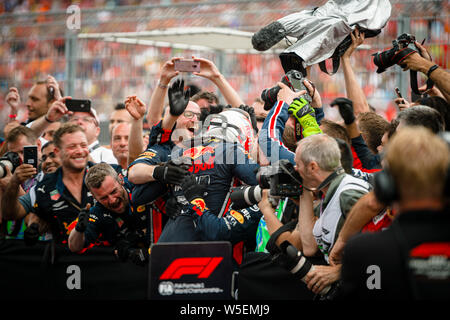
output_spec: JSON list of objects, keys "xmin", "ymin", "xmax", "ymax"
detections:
[
  {"xmin": 23, "ymin": 145, "xmax": 38, "ymax": 169},
  {"xmin": 174, "ymin": 59, "xmax": 201, "ymax": 73},
  {"xmin": 65, "ymin": 99, "xmax": 92, "ymax": 112}
]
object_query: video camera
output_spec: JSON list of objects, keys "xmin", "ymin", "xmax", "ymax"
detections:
[
  {"xmin": 372, "ymin": 33, "xmax": 416, "ymax": 73},
  {"xmin": 0, "ymin": 151, "xmax": 21, "ymax": 179},
  {"xmin": 230, "ymin": 159, "xmax": 302, "ymax": 209},
  {"xmin": 260, "ymin": 69, "xmax": 312, "ymax": 111}
]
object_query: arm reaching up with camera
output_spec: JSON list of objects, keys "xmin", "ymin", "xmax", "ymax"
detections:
[
  {"xmin": 400, "ymin": 42, "xmax": 450, "ymax": 103},
  {"xmin": 192, "ymin": 56, "xmax": 244, "ymax": 107},
  {"xmin": 1, "ymin": 164, "xmax": 35, "ymax": 221}
]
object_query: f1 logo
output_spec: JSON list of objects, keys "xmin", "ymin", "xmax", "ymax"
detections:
[{"xmin": 160, "ymin": 257, "xmax": 223, "ymax": 280}]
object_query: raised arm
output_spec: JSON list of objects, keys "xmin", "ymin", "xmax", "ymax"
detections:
[
  {"xmin": 28, "ymin": 76, "xmax": 67, "ymax": 137},
  {"xmin": 1, "ymin": 164, "xmax": 35, "ymax": 221},
  {"xmin": 328, "ymin": 191, "xmax": 385, "ymax": 265},
  {"xmin": 341, "ymin": 29, "xmax": 370, "ymax": 115},
  {"xmin": 401, "ymin": 48, "xmax": 450, "ymax": 103},
  {"xmin": 5, "ymin": 87, "xmax": 21, "ymax": 123},
  {"xmin": 192, "ymin": 56, "xmax": 244, "ymax": 107},
  {"xmin": 124, "ymin": 95, "xmax": 147, "ymax": 164},
  {"xmin": 146, "ymin": 58, "xmax": 180, "ymax": 127}
]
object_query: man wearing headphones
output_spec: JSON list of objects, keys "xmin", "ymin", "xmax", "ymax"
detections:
[{"xmin": 340, "ymin": 126, "xmax": 450, "ymax": 299}]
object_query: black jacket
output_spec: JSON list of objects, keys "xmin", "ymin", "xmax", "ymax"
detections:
[{"xmin": 340, "ymin": 209, "xmax": 450, "ymax": 300}]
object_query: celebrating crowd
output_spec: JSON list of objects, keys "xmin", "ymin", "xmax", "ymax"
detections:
[{"xmin": 0, "ymin": 28, "xmax": 449, "ymax": 300}]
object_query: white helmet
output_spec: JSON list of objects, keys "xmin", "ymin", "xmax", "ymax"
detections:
[{"xmin": 203, "ymin": 108, "xmax": 255, "ymax": 153}]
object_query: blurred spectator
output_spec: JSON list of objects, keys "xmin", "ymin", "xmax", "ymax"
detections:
[
  {"xmin": 110, "ymin": 122, "xmax": 130, "ymax": 171},
  {"xmin": 396, "ymin": 105, "xmax": 444, "ymax": 134},
  {"xmin": 191, "ymin": 91, "xmax": 219, "ymax": 111},
  {"xmin": 108, "ymin": 102, "xmax": 133, "ymax": 135},
  {"xmin": 41, "ymin": 120, "xmax": 61, "ymax": 142},
  {"xmin": 356, "ymin": 112, "xmax": 390, "ymax": 155}
]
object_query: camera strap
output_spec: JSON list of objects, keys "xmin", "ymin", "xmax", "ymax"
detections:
[
  {"xmin": 394, "ymin": 47, "xmax": 434, "ymax": 95},
  {"xmin": 318, "ymin": 57, "xmax": 341, "ymax": 76},
  {"xmin": 410, "ymin": 70, "xmax": 434, "ymax": 95},
  {"xmin": 304, "ymin": 168, "xmax": 344, "ymax": 195}
]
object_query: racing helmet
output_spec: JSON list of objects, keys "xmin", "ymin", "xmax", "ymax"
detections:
[{"xmin": 203, "ymin": 108, "xmax": 255, "ymax": 153}]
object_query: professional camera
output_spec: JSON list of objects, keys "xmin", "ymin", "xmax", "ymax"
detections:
[
  {"xmin": 230, "ymin": 159, "xmax": 302, "ymax": 209},
  {"xmin": 0, "ymin": 151, "xmax": 21, "ymax": 179},
  {"xmin": 272, "ymin": 240, "xmax": 340, "ymax": 300},
  {"xmin": 261, "ymin": 69, "xmax": 312, "ymax": 111},
  {"xmin": 372, "ymin": 33, "xmax": 416, "ymax": 73}
]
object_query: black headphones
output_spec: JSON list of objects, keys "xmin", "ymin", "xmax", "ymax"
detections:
[{"xmin": 373, "ymin": 132, "xmax": 450, "ymax": 205}]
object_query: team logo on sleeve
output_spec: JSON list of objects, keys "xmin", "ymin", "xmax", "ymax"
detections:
[
  {"xmin": 229, "ymin": 210, "xmax": 244, "ymax": 224},
  {"xmin": 50, "ymin": 189, "xmax": 61, "ymax": 201},
  {"xmin": 190, "ymin": 198, "xmax": 207, "ymax": 215},
  {"xmin": 137, "ymin": 151, "xmax": 157, "ymax": 160}
]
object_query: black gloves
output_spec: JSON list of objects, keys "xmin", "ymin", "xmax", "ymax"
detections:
[
  {"xmin": 24, "ymin": 223, "xmax": 40, "ymax": 246},
  {"xmin": 115, "ymin": 230, "xmax": 148, "ymax": 266},
  {"xmin": 165, "ymin": 196, "xmax": 183, "ymax": 219},
  {"xmin": 181, "ymin": 174, "xmax": 206, "ymax": 203},
  {"xmin": 75, "ymin": 204, "xmax": 90, "ymax": 233},
  {"xmin": 153, "ymin": 162, "xmax": 189, "ymax": 185},
  {"xmin": 330, "ymin": 97, "xmax": 355, "ymax": 125},
  {"xmin": 128, "ymin": 248, "xmax": 148, "ymax": 266},
  {"xmin": 168, "ymin": 78, "xmax": 190, "ymax": 116}
]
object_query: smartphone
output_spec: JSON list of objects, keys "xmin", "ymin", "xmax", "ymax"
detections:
[
  {"xmin": 48, "ymin": 86, "xmax": 55, "ymax": 100},
  {"xmin": 174, "ymin": 59, "xmax": 200, "ymax": 72},
  {"xmin": 394, "ymin": 87, "xmax": 403, "ymax": 98},
  {"xmin": 23, "ymin": 145, "xmax": 38, "ymax": 169},
  {"xmin": 66, "ymin": 99, "xmax": 91, "ymax": 112}
]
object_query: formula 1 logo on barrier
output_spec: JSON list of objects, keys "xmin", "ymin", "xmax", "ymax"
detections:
[{"xmin": 160, "ymin": 257, "xmax": 223, "ymax": 280}]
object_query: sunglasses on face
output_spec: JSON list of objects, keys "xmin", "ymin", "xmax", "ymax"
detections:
[{"xmin": 183, "ymin": 111, "xmax": 201, "ymax": 119}]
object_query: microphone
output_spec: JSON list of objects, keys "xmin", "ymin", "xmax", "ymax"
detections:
[{"xmin": 252, "ymin": 21, "xmax": 287, "ymax": 51}]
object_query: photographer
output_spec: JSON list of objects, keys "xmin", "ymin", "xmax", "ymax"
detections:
[{"xmin": 292, "ymin": 134, "xmax": 370, "ymax": 294}]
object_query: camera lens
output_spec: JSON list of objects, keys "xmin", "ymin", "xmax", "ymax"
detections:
[
  {"xmin": 230, "ymin": 185, "xmax": 262, "ymax": 210},
  {"xmin": 261, "ymin": 86, "xmax": 281, "ymax": 111}
]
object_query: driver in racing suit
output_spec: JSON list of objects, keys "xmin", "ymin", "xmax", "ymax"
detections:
[{"xmin": 128, "ymin": 79, "xmax": 261, "ymax": 264}]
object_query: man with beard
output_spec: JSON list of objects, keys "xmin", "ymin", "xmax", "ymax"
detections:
[
  {"xmin": 1, "ymin": 123, "xmax": 95, "ymax": 245},
  {"xmin": 68, "ymin": 163, "xmax": 147, "ymax": 264}
]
